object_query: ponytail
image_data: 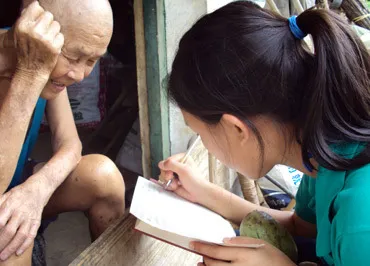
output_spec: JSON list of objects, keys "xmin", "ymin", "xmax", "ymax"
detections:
[
  {"xmin": 297, "ymin": 9, "xmax": 370, "ymax": 170},
  {"xmin": 168, "ymin": 2, "xmax": 370, "ymax": 173}
]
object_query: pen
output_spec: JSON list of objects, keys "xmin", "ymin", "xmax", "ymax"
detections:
[{"xmin": 164, "ymin": 135, "xmax": 201, "ymax": 189}]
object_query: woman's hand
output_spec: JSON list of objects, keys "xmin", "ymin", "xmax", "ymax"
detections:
[
  {"xmin": 158, "ymin": 153, "xmax": 211, "ymax": 203},
  {"xmin": 12, "ymin": 1, "xmax": 64, "ymax": 81},
  {"xmin": 0, "ymin": 178, "xmax": 49, "ymax": 261},
  {"xmin": 194, "ymin": 237, "xmax": 296, "ymax": 266}
]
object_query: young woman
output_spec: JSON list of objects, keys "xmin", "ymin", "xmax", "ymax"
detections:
[{"xmin": 158, "ymin": 2, "xmax": 370, "ymax": 265}]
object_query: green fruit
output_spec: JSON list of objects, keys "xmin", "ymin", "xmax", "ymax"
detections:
[{"xmin": 240, "ymin": 210, "xmax": 298, "ymax": 262}]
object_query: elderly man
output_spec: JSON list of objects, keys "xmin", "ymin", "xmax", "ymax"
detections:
[{"xmin": 0, "ymin": 1, "xmax": 125, "ymax": 265}]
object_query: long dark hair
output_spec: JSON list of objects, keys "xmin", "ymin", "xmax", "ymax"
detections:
[{"xmin": 168, "ymin": 1, "xmax": 370, "ymax": 171}]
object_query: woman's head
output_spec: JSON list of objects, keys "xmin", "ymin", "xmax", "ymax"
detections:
[
  {"xmin": 38, "ymin": 0, "xmax": 113, "ymax": 99},
  {"xmin": 169, "ymin": 2, "xmax": 370, "ymax": 178}
]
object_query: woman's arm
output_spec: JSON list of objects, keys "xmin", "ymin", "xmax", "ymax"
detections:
[
  {"xmin": 160, "ymin": 155, "xmax": 317, "ymax": 238},
  {"xmin": 199, "ymin": 181, "xmax": 317, "ymax": 237}
]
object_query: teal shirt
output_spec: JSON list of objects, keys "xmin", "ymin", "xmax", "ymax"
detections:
[{"xmin": 295, "ymin": 143, "xmax": 370, "ymax": 265}]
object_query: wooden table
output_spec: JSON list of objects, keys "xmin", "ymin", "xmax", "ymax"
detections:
[
  {"xmin": 71, "ymin": 138, "xmax": 239, "ymax": 266},
  {"xmin": 70, "ymin": 213, "xmax": 201, "ymax": 266}
]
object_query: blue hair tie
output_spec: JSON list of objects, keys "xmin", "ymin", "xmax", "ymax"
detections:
[{"xmin": 288, "ymin": 16, "xmax": 306, "ymax": 40}]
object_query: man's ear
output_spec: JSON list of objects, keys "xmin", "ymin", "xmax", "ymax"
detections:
[{"xmin": 220, "ymin": 114, "xmax": 249, "ymax": 145}]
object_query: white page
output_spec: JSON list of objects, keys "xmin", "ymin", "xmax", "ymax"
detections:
[{"xmin": 130, "ymin": 176, "xmax": 236, "ymax": 244}]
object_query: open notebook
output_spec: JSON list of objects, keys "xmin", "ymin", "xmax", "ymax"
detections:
[{"xmin": 130, "ymin": 176, "xmax": 263, "ymax": 253}]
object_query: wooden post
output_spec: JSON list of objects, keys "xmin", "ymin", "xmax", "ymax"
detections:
[
  {"xmin": 135, "ymin": 0, "xmax": 170, "ymax": 177},
  {"xmin": 134, "ymin": 0, "xmax": 151, "ymax": 177}
]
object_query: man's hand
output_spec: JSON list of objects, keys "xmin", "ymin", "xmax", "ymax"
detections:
[
  {"xmin": 13, "ymin": 1, "xmax": 64, "ymax": 81},
  {"xmin": 0, "ymin": 178, "xmax": 49, "ymax": 261},
  {"xmin": 193, "ymin": 237, "xmax": 296, "ymax": 266}
]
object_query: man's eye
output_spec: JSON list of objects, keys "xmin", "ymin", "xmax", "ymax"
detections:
[
  {"xmin": 63, "ymin": 54, "xmax": 79, "ymax": 62},
  {"xmin": 87, "ymin": 60, "xmax": 96, "ymax": 66}
]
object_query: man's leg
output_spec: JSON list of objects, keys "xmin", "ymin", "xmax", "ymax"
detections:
[{"xmin": 37, "ymin": 154, "xmax": 126, "ymax": 239}]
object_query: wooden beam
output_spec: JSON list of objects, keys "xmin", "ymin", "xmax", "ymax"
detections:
[
  {"xmin": 143, "ymin": 0, "xmax": 170, "ymax": 176},
  {"xmin": 134, "ymin": 0, "xmax": 151, "ymax": 177}
]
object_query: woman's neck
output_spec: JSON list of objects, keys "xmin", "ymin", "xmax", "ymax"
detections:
[{"xmin": 282, "ymin": 140, "xmax": 317, "ymax": 177}]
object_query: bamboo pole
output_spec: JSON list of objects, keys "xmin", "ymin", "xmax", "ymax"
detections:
[
  {"xmin": 237, "ymin": 174, "xmax": 260, "ymax": 205},
  {"xmin": 337, "ymin": 0, "xmax": 370, "ymax": 30},
  {"xmin": 292, "ymin": 0, "xmax": 305, "ymax": 14},
  {"xmin": 266, "ymin": 0, "xmax": 281, "ymax": 14},
  {"xmin": 208, "ymin": 153, "xmax": 216, "ymax": 184},
  {"xmin": 256, "ymin": 183, "xmax": 270, "ymax": 207}
]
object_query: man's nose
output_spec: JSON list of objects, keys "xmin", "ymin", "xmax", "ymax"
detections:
[{"xmin": 68, "ymin": 67, "xmax": 85, "ymax": 83}]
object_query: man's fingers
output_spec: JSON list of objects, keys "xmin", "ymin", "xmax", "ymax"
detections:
[
  {"xmin": 0, "ymin": 222, "xmax": 29, "ymax": 261},
  {"xmin": 0, "ymin": 194, "xmax": 9, "ymax": 211},
  {"xmin": 48, "ymin": 21, "xmax": 61, "ymax": 38},
  {"xmin": 29, "ymin": 220, "xmax": 40, "ymax": 240},
  {"xmin": 34, "ymin": 11, "xmax": 54, "ymax": 33},
  {"xmin": 0, "ymin": 215, "xmax": 21, "ymax": 253},
  {"xmin": 53, "ymin": 33, "xmax": 64, "ymax": 52},
  {"xmin": 16, "ymin": 220, "xmax": 39, "ymax": 257},
  {"xmin": 16, "ymin": 236, "xmax": 34, "ymax": 257},
  {"xmin": 22, "ymin": 1, "xmax": 44, "ymax": 22},
  {"xmin": 0, "ymin": 204, "xmax": 11, "ymax": 231}
]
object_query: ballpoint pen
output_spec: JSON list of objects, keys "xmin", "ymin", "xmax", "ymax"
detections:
[{"xmin": 164, "ymin": 135, "xmax": 201, "ymax": 189}]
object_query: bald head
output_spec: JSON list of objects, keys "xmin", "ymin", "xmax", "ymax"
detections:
[
  {"xmin": 24, "ymin": 0, "xmax": 114, "ymax": 71},
  {"xmin": 38, "ymin": 0, "xmax": 113, "ymax": 40},
  {"xmin": 20, "ymin": 0, "xmax": 115, "ymax": 95}
]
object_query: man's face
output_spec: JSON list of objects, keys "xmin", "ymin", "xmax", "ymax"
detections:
[{"xmin": 40, "ymin": 25, "xmax": 110, "ymax": 100}]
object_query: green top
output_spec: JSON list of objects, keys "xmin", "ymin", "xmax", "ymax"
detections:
[{"xmin": 295, "ymin": 143, "xmax": 370, "ymax": 266}]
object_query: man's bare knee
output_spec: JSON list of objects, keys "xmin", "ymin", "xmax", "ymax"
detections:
[{"xmin": 77, "ymin": 154, "xmax": 125, "ymax": 200}]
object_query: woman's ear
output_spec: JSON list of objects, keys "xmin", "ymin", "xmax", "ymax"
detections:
[{"xmin": 221, "ymin": 114, "xmax": 249, "ymax": 145}]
